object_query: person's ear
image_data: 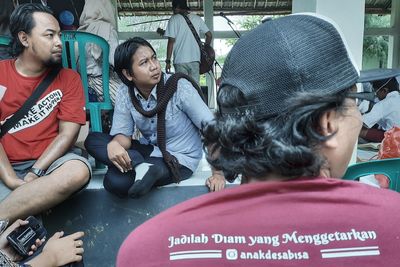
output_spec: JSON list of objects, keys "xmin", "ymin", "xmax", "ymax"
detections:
[
  {"xmin": 122, "ymin": 69, "xmax": 134, "ymax": 82},
  {"xmin": 319, "ymin": 109, "xmax": 339, "ymax": 149},
  {"xmin": 18, "ymin": 31, "xmax": 29, "ymax": 48}
]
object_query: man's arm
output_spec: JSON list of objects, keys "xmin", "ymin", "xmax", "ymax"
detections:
[
  {"xmin": 205, "ymin": 144, "xmax": 225, "ymax": 192},
  {"xmin": 24, "ymin": 120, "xmax": 80, "ymax": 182},
  {"xmin": 0, "ymin": 144, "xmax": 25, "ymax": 189},
  {"xmin": 205, "ymin": 31, "xmax": 212, "ymax": 46},
  {"xmin": 175, "ymin": 81, "xmax": 225, "ymax": 191},
  {"xmin": 166, "ymin": 37, "xmax": 175, "ymax": 73}
]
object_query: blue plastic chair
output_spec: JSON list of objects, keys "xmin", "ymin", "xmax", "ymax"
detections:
[
  {"xmin": 61, "ymin": 31, "xmax": 113, "ymax": 169},
  {"xmin": 61, "ymin": 30, "xmax": 113, "ymax": 133},
  {"xmin": 343, "ymin": 158, "xmax": 400, "ymax": 192},
  {"xmin": 0, "ymin": 35, "xmax": 11, "ymax": 46}
]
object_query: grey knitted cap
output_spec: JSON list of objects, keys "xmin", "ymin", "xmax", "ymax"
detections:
[{"xmin": 219, "ymin": 14, "xmax": 360, "ymax": 116}]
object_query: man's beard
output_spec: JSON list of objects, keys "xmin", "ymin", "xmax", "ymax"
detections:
[
  {"xmin": 31, "ymin": 44, "xmax": 62, "ymax": 68},
  {"xmin": 44, "ymin": 56, "xmax": 62, "ymax": 68}
]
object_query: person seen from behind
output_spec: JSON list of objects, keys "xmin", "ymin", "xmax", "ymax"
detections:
[
  {"xmin": 116, "ymin": 14, "xmax": 400, "ymax": 267},
  {"xmin": 164, "ymin": 0, "xmax": 212, "ymax": 84}
]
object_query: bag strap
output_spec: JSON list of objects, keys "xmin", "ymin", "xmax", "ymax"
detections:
[
  {"xmin": 181, "ymin": 14, "xmax": 214, "ymax": 74},
  {"xmin": 181, "ymin": 14, "xmax": 203, "ymax": 50},
  {"xmin": 0, "ymin": 66, "xmax": 61, "ymax": 139}
]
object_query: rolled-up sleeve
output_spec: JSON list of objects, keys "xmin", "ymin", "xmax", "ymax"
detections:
[{"xmin": 110, "ymin": 85, "xmax": 135, "ymax": 136}]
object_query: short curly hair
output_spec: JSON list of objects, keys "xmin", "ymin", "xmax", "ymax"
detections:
[{"xmin": 202, "ymin": 85, "xmax": 352, "ymax": 183}]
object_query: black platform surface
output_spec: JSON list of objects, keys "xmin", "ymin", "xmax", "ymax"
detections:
[{"xmin": 42, "ymin": 186, "xmax": 210, "ymax": 267}]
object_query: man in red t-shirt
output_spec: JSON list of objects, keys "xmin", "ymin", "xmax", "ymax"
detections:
[
  {"xmin": 0, "ymin": 3, "xmax": 91, "ymax": 223},
  {"xmin": 117, "ymin": 15, "xmax": 400, "ymax": 266}
]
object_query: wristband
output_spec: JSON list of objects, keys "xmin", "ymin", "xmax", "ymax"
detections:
[
  {"xmin": 29, "ymin": 167, "xmax": 46, "ymax": 177},
  {"xmin": 165, "ymin": 59, "xmax": 171, "ymax": 64}
]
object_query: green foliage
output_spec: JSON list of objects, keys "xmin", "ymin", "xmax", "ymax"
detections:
[
  {"xmin": 364, "ymin": 14, "xmax": 391, "ymax": 28},
  {"xmin": 224, "ymin": 15, "xmax": 262, "ymax": 46},
  {"xmin": 363, "ymin": 14, "xmax": 390, "ymax": 68},
  {"xmin": 240, "ymin": 15, "xmax": 263, "ymax": 30},
  {"xmin": 363, "ymin": 35, "xmax": 388, "ymax": 68}
]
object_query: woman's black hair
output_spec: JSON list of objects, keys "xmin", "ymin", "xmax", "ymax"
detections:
[
  {"xmin": 202, "ymin": 85, "xmax": 351, "ymax": 183},
  {"xmin": 9, "ymin": 3, "xmax": 54, "ymax": 57},
  {"xmin": 114, "ymin": 37, "xmax": 157, "ymax": 87}
]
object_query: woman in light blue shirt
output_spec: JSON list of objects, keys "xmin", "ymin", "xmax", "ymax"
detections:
[{"xmin": 85, "ymin": 37, "xmax": 224, "ymax": 198}]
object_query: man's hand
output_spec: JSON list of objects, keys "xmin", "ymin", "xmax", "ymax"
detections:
[
  {"xmin": 0, "ymin": 219, "xmax": 44, "ymax": 261},
  {"xmin": 37, "ymin": 231, "xmax": 84, "ymax": 267},
  {"xmin": 24, "ymin": 172, "xmax": 39, "ymax": 183},
  {"xmin": 107, "ymin": 140, "xmax": 132, "ymax": 173},
  {"xmin": 206, "ymin": 172, "xmax": 226, "ymax": 192},
  {"xmin": 165, "ymin": 63, "xmax": 171, "ymax": 73}
]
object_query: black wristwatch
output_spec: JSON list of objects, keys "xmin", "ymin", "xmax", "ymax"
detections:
[
  {"xmin": 29, "ymin": 167, "xmax": 46, "ymax": 177},
  {"xmin": 165, "ymin": 59, "xmax": 171, "ymax": 64}
]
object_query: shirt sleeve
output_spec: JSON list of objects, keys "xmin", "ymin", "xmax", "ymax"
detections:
[
  {"xmin": 164, "ymin": 15, "xmax": 178, "ymax": 38},
  {"xmin": 198, "ymin": 16, "xmax": 210, "ymax": 35},
  {"xmin": 110, "ymin": 85, "xmax": 135, "ymax": 137},
  {"xmin": 57, "ymin": 70, "xmax": 86, "ymax": 125},
  {"xmin": 363, "ymin": 101, "xmax": 385, "ymax": 128},
  {"xmin": 176, "ymin": 78, "xmax": 214, "ymax": 129}
]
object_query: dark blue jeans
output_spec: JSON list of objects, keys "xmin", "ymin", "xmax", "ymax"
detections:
[{"xmin": 84, "ymin": 132, "xmax": 192, "ymax": 198}]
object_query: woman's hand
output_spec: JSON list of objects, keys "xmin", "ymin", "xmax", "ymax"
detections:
[
  {"xmin": 107, "ymin": 140, "xmax": 132, "ymax": 173},
  {"xmin": 0, "ymin": 219, "xmax": 44, "ymax": 261},
  {"xmin": 29, "ymin": 231, "xmax": 84, "ymax": 267}
]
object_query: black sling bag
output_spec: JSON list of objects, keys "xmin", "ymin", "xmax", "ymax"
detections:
[
  {"xmin": 180, "ymin": 14, "xmax": 215, "ymax": 74},
  {"xmin": 0, "ymin": 66, "xmax": 61, "ymax": 139}
]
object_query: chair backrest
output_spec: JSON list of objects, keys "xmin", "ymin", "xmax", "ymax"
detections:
[
  {"xmin": 61, "ymin": 30, "xmax": 113, "ymax": 133},
  {"xmin": 343, "ymin": 158, "xmax": 400, "ymax": 192},
  {"xmin": 0, "ymin": 35, "xmax": 11, "ymax": 46}
]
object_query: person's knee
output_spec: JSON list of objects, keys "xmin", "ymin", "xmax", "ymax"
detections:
[
  {"xmin": 146, "ymin": 159, "xmax": 170, "ymax": 176},
  {"xmin": 84, "ymin": 132, "xmax": 104, "ymax": 151},
  {"xmin": 56, "ymin": 161, "xmax": 90, "ymax": 193},
  {"xmin": 103, "ymin": 169, "xmax": 134, "ymax": 198},
  {"xmin": 154, "ymin": 163, "xmax": 170, "ymax": 178}
]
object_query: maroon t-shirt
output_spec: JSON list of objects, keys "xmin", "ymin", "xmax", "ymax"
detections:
[{"xmin": 117, "ymin": 178, "xmax": 400, "ymax": 266}]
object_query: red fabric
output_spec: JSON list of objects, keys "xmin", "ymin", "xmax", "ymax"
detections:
[
  {"xmin": 374, "ymin": 126, "xmax": 400, "ymax": 188},
  {"xmin": 117, "ymin": 178, "xmax": 400, "ymax": 267},
  {"xmin": 378, "ymin": 126, "xmax": 400, "ymax": 159},
  {"xmin": 0, "ymin": 59, "xmax": 86, "ymax": 162}
]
